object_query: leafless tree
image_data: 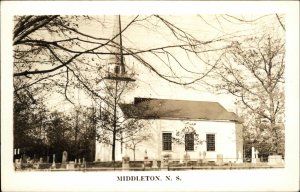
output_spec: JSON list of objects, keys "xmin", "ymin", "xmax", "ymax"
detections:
[
  {"xmin": 13, "ymin": 14, "xmax": 285, "ymax": 160},
  {"xmin": 96, "ymin": 73, "xmax": 141, "ymax": 161},
  {"xmin": 210, "ymin": 33, "xmax": 285, "ymax": 154},
  {"xmin": 13, "ymin": 15, "xmax": 241, "ymax": 106},
  {"xmin": 124, "ymin": 120, "xmax": 152, "ymax": 161}
]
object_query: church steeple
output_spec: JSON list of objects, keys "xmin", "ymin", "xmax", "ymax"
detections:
[
  {"xmin": 105, "ymin": 15, "xmax": 135, "ymax": 82},
  {"xmin": 118, "ymin": 15, "xmax": 125, "ymax": 75}
]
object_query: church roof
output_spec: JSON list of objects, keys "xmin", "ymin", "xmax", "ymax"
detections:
[{"xmin": 119, "ymin": 97, "xmax": 243, "ymax": 123}]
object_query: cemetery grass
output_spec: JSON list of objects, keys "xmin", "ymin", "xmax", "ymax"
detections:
[{"xmin": 15, "ymin": 161, "xmax": 284, "ymax": 171}]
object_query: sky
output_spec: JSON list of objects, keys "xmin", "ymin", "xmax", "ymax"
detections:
[{"xmin": 43, "ymin": 14, "xmax": 283, "ymax": 113}]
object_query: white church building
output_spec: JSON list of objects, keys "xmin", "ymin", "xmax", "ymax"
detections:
[{"xmin": 95, "ymin": 97, "xmax": 243, "ymax": 163}]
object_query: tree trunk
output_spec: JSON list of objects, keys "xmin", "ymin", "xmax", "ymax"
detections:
[
  {"xmin": 270, "ymin": 119, "xmax": 278, "ymax": 154},
  {"xmin": 269, "ymin": 90, "xmax": 278, "ymax": 155},
  {"xmin": 112, "ymin": 105, "xmax": 117, "ymax": 161},
  {"xmin": 75, "ymin": 110, "xmax": 79, "ymax": 157},
  {"xmin": 111, "ymin": 80, "xmax": 118, "ymax": 162},
  {"xmin": 112, "ymin": 130, "xmax": 116, "ymax": 161}
]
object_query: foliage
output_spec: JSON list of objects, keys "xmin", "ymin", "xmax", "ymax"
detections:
[
  {"xmin": 45, "ymin": 111, "xmax": 73, "ymax": 160},
  {"xmin": 125, "ymin": 120, "xmax": 152, "ymax": 161},
  {"xmin": 13, "ymin": 89, "xmax": 49, "ymax": 157},
  {"xmin": 172, "ymin": 122, "xmax": 203, "ymax": 152},
  {"xmin": 211, "ymin": 34, "xmax": 285, "ymax": 154},
  {"xmin": 14, "ymin": 99, "xmax": 98, "ymax": 162}
]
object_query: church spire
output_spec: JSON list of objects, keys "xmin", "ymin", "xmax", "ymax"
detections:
[
  {"xmin": 118, "ymin": 15, "xmax": 125, "ymax": 74},
  {"xmin": 104, "ymin": 15, "xmax": 135, "ymax": 82}
]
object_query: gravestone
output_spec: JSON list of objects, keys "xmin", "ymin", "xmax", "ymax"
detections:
[
  {"xmin": 122, "ymin": 155, "xmax": 130, "ymax": 169},
  {"xmin": 61, "ymin": 151, "xmax": 68, "ymax": 168},
  {"xmin": 83, "ymin": 158, "xmax": 86, "ymax": 167},
  {"xmin": 144, "ymin": 150, "xmax": 151, "ymax": 168},
  {"xmin": 81, "ymin": 158, "xmax": 85, "ymax": 168},
  {"xmin": 216, "ymin": 154, "xmax": 224, "ymax": 165},
  {"xmin": 162, "ymin": 154, "xmax": 170, "ymax": 168},
  {"xmin": 255, "ymin": 150, "xmax": 260, "ymax": 163},
  {"xmin": 202, "ymin": 151, "xmax": 207, "ymax": 163},
  {"xmin": 37, "ymin": 157, "xmax": 43, "ymax": 169},
  {"xmin": 51, "ymin": 154, "xmax": 56, "ymax": 169},
  {"xmin": 197, "ymin": 152, "xmax": 203, "ymax": 165},
  {"xmin": 62, "ymin": 151, "xmax": 68, "ymax": 163},
  {"xmin": 144, "ymin": 157, "xmax": 150, "ymax": 168},
  {"xmin": 183, "ymin": 154, "xmax": 190, "ymax": 166},
  {"xmin": 152, "ymin": 160, "xmax": 158, "ymax": 168},
  {"xmin": 67, "ymin": 161, "xmax": 75, "ymax": 170},
  {"xmin": 251, "ymin": 147, "xmax": 256, "ymax": 163},
  {"xmin": 268, "ymin": 155, "xmax": 283, "ymax": 166}
]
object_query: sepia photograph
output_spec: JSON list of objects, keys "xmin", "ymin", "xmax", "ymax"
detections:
[{"xmin": 1, "ymin": 1, "xmax": 299, "ymax": 192}]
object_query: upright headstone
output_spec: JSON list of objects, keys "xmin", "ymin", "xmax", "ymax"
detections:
[
  {"xmin": 251, "ymin": 147, "xmax": 256, "ymax": 163},
  {"xmin": 152, "ymin": 160, "xmax": 158, "ymax": 168},
  {"xmin": 82, "ymin": 158, "xmax": 86, "ymax": 168},
  {"xmin": 255, "ymin": 150, "xmax": 260, "ymax": 163},
  {"xmin": 122, "ymin": 155, "xmax": 130, "ymax": 170},
  {"xmin": 202, "ymin": 151, "xmax": 207, "ymax": 163},
  {"xmin": 61, "ymin": 151, "xmax": 68, "ymax": 168},
  {"xmin": 52, "ymin": 154, "xmax": 56, "ymax": 169},
  {"xmin": 216, "ymin": 154, "xmax": 224, "ymax": 165},
  {"xmin": 197, "ymin": 151, "xmax": 203, "ymax": 165},
  {"xmin": 162, "ymin": 154, "xmax": 170, "ymax": 168},
  {"xmin": 62, "ymin": 151, "xmax": 68, "ymax": 163},
  {"xmin": 144, "ymin": 150, "xmax": 150, "ymax": 168},
  {"xmin": 183, "ymin": 153, "xmax": 190, "ymax": 166}
]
